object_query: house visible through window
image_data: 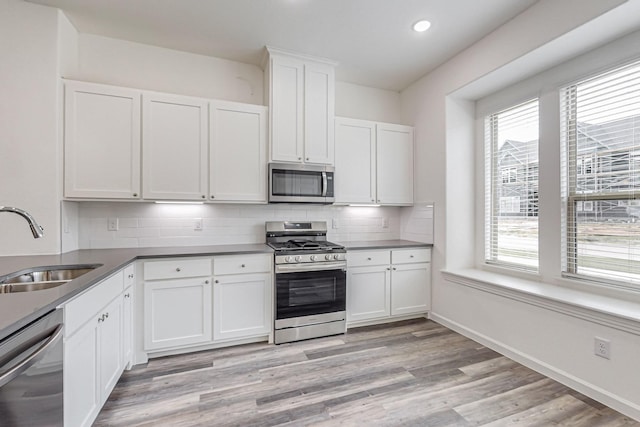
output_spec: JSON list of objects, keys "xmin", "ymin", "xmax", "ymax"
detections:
[
  {"xmin": 485, "ymin": 99, "xmax": 539, "ymax": 270},
  {"xmin": 561, "ymin": 59, "xmax": 640, "ymax": 285}
]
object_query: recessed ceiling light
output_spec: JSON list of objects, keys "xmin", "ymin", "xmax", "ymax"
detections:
[{"xmin": 413, "ymin": 20, "xmax": 431, "ymax": 32}]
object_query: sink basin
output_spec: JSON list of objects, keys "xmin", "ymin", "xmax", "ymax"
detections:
[
  {"xmin": 0, "ymin": 264, "xmax": 102, "ymax": 293},
  {"xmin": 0, "ymin": 280, "xmax": 72, "ymax": 293}
]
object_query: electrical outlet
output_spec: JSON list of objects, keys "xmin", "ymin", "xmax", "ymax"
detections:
[
  {"xmin": 107, "ymin": 218, "xmax": 119, "ymax": 231},
  {"xmin": 332, "ymin": 218, "xmax": 340, "ymax": 229},
  {"xmin": 594, "ymin": 337, "xmax": 611, "ymax": 359},
  {"xmin": 194, "ymin": 218, "xmax": 203, "ymax": 230},
  {"xmin": 382, "ymin": 217, "xmax": 389, "ymax": 228}
]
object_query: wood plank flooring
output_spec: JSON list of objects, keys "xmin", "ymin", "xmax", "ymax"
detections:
[{"xmin": 94, "ymin": 319, "xmax": 638, "ymax": 426}]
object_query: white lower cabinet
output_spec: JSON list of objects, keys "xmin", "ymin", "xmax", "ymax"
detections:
[
  {"xmin": 64, "ymin": 315, "xmax": 99, "ymax": 427},
  {"xmin": 347, "ymin": 248, "xmax": 431, "ymax": 325},
  {"xmin": 213, "ymin": 254, "xmax": 273, "ymax": 341},
  {"xmin": 347, "ymin": 265, "xmax": 391, "ymax": 322},
  {"xmin": 63, "ymin": 269, "xmax": 126, "ymax": 427},
  {"xmin": 143, "ymin": 258, "xmax": 213, "ymax": 351}
]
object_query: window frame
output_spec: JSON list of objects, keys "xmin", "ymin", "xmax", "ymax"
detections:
[
  {"xmin": 484, "ymin": 98, "xmax": 540, "ymax": 272},
  {"xmin": 561, "ymin": 58, "xmax": 640, "ymax": 289}
]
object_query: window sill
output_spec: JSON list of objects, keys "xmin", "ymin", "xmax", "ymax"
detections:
[{"xmin": 441, "ymin": 268, "xmax": 640, "ymax": 335}]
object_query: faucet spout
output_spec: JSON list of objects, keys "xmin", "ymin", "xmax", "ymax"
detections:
[{"xmin": 0, "ymin": 206, "xmax": 45, "ymax": 238}]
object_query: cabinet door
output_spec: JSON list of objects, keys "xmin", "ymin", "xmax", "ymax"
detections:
[
  {"xmin": 334, "ymin": 118, "xmax": 377, "ymax": 204},
  {"xmin": 64, "ymin": 319, "xmax": 100, "ymax": 427},
  {"xmin": 347, "ymin": 266, "xmax": 391, "ymax": 323},
  {"xmin": 376, "ymin": 124, "xmax": 414, "ymax": 205},
  {"xmin": 304, "ymin": 62, "xmax": 335, "ymax": 165},
  {"xmin": 142, "ymin": 93, "xmax": 208, "ymax": 200},
  {"xmin": 98, "ymin": 296, "xmax": 123, "ymax": 405},
  {"xmin": 390, "ymin": 263, "xmax": 430, "ymax": 316},
  {"xmin": 122, "ymin": 286, "xmax": 133, "ymax": 369},
  {"xmin": 64, "ymin": 81, "xmax": 141, "ymax": 199},
  {"xmin": 213, "ymin": 272, "xmax": 272, "ymax": 341},
  {"xmin": 269, "ymin": 56, "xmax": 304, "ymax": 163},
  {"xmin": 210, "ymin": 101, "xmax": 267, "ymax": 202},
  {"xmin": 144, "ymin": 278, "xmax": 213, "ymax": 351}
]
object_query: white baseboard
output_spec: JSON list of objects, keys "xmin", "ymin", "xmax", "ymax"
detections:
[{"xmin": 431, "ymin": 312, "xmax": 640, "ymax": 422}]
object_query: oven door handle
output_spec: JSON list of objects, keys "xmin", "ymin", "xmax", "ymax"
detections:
[
  {"xmin": 0, "ymin": 324, "xmax": 63, "ymax": 388},
  {"xmin": 276, "ymin": 262, "xmax": 346, "ymax": 273}
]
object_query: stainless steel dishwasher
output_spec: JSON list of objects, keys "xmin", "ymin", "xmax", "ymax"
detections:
[{"xmin": 0, "ymin": 309, "xmax": 63, "ymax": 426}]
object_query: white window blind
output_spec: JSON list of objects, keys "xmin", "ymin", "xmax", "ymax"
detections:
[
  {"xmin": 561, "ymin": 59, "xmax": 640, "ymax": 287},
  {"xmin": 485, "ymin": 99, "xmax": 539, "ymax": 270}
]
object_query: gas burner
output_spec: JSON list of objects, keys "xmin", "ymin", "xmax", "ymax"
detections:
[{"xmin": 265, "ymin": 221, "xmax": 346, "ymax": 262}]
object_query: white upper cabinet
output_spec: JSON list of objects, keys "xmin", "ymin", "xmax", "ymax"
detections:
[
  {"xmin": 64, "ymin": 80, "xmax": 141, "ymax": 199},
  {"xmin": 142, "ymin": 92, "xmax": 209, "ymax": 201},
  {"xmin": 303, "ymin": 62, "xmax": 335, "ymax": 164},
  {"xmin": 209, "ymin": 100, "xmax": 268, "ymax": 203},
  {"xmin": 335, "ymin": 118, "xmax": 414, "ymax": 206},
  {"xmin": 335, "ymin": 118, "xmax": 377, "ymax": 204},
  {"xmin": 377, "ymin": 123, "xmax": 414, "ymax": 205},
  {"xmin": 265, "ymin": 48, "xmax": 336, "ymax": 165}
]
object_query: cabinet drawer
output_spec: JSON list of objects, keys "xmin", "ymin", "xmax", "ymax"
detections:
[
  {"xmin": 347, "ymin": 250, "xmax": 391, "ymax": 267},
  {"xmin": 214, "ymin": 254, "xmax": 272, "ymax": 275},
  {"xmin": 65, "ymin": 270, "xmax": 124, "ymax": 337},
  {"xmin": 144, "ymin": 258, "xmax": 211, "ymax": 280},
  {"xmin": 392, "ymin": 248, "xmax": 431, "ymax": 264}
]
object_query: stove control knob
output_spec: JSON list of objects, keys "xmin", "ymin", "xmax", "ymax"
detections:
[
  {"xmin": 295, "ymin": 255, "xmax": 303, "ymax": 262},
  {"xmin": 333, "ymin": 254, "xmax": 340, "ymax": 260},
  {"xmin": 325, "ymin": 254, "xmax": 332, "ymax": 261},
  {"xmin": 310, "ymin": 255, "xmax": 318, "ymax": 261},
  {"xmin": 284, "ymin": 256, "xmax": 293, "ymax": 263}
]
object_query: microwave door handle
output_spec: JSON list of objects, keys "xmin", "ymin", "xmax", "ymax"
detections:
[{"xmin": 322, "ymin": 172, "xmax": 327, "ymax": 197}]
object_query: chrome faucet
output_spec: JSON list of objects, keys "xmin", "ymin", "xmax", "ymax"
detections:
[{"xmin": 0, "ymin": 206, "xmax": 44, "ymax": 238}]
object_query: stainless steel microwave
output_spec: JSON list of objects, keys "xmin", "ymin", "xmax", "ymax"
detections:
[{"xmin": 268, "ymin": 163, "xmax": 335, "ymax": 204}]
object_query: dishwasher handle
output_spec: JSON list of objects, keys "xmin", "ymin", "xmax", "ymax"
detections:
[{"xmin": 0, "ymin": 323, "xmax": 63, "ymax": 388}]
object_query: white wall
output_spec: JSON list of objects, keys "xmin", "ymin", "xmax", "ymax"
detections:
[
  {"xmin": 74, "ymin": 202, "xmax": 406, "ymax": 249},
  {"xmin": 335, "ymin": 81, "xmax": 402, "ymax": 124},
  {"xmin": 0, "ymin": 0, "xmax": 62, "ymax": 255},
  {"xmin": 71, "ymin": 34, "xmax": 264, "ymax": 105},
  {"xmin": 401, "ymin": 0, "xmax": 640, "ymax": 418}
]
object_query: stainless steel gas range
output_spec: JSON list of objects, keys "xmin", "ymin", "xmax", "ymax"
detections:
[{"xmin": 266, "ymin": 221, "xmax": 346, "ymax": 344}]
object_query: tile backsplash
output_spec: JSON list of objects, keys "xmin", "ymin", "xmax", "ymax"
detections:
[{"xmin": 67, "ymin": 202, "xmax": 433, "ymax": 250}]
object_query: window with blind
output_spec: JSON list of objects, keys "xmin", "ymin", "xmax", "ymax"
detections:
[
  {"xmin": 561, "ymin": 59, "xmax": 640, "ymax": 286},
  {"xmin": 485, "ymin": 99, "xmax": 539, "ymax": 270}
]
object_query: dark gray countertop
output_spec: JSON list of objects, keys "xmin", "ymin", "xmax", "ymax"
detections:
[
  {"xmin": 338, "ymin": 239, "xmax": 433, "ymax": 250},
  {"xmin": 0, "ymin": 244, "xmax": 272, "ymax": 341}
]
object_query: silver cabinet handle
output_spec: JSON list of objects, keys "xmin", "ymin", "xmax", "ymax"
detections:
[
  {"xmin": 367, "ymin": 257, "xmax": 372, "ymax": 261},
  {"xmin": 133, "ymin": 193, "xmax": 138, "ymax": 197},
  {"xmin": 205, "ymin": 280, "xmax": 209, "ymax": 284},
  {"xmin": 241, "ymin": 264, "xmax": 246, "ymax": 268},
  {"xmin": 215, "ymin": 279, "xmax": 219, "ymax": 284},
  {"xmin": 176, "ymin": 267, "xmax": 181, "ymax": 272},
  {"xmin": 0, "ymin": 324, "xmax": 63, "ymax": 388},
  {"xmin": 410, "ymin": 255, "xmax": 414, "ymax": 258},
  {"xmin": 392, "ymin": 267, "xmax": 397, "ymax": 270},
  {"xmin": 124, "ymin": 293, "xmax": 130, "ymax": 298}
]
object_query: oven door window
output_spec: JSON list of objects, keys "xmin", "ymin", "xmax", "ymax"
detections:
[
  {"xmin": 272, "ymin": 169, "xmax": 323, "ymax": 197},
  {"xmin": 276, "ymin": 269, "xmax": 346, "ymax": 319}
]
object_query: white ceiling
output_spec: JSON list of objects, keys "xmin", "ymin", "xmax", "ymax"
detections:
[{"xmin": 26, "ymin": 0, "xmax": 539, "ymax": 91}]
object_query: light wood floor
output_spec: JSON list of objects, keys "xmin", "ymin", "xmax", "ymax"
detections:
[{"xmin": 95, "ymin": 319, "xmax": 638, "ymax": 426}]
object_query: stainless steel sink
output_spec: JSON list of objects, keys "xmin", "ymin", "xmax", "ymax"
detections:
[{"xmin": 0, "ymin": 264, "xmax": 102, "ymax": 293}]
